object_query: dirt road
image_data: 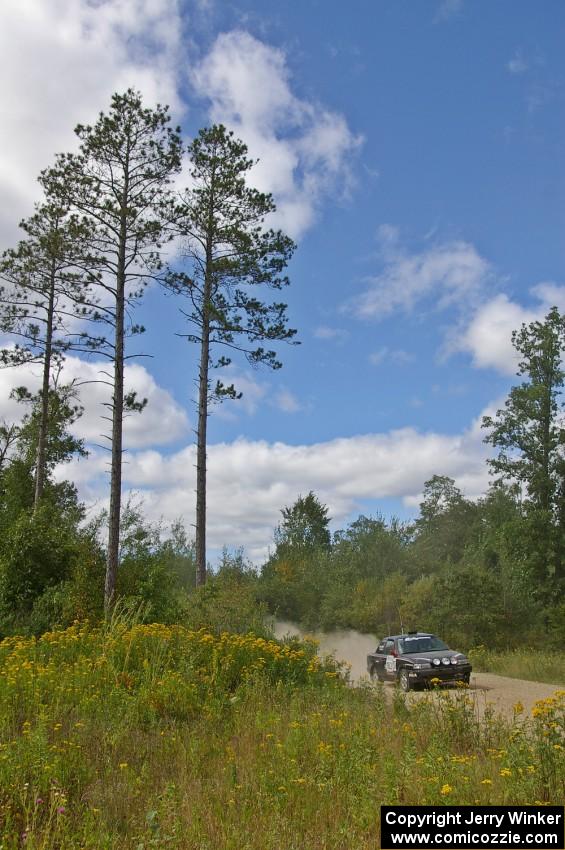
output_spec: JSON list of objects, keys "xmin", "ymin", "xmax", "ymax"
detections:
[
  {"xmin": 446, "ymin": 671, "xmax": 562, "ymax": 719},
  {"xmin": 398, "ymin": 672, "xmax": 561, "ymax": 719},
  {"xmin": 273, "ymin": 620, "xmax": 564, "ymax": 719}
]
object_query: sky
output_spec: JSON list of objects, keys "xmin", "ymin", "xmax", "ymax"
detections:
[{"xmin": 0, "ymin": 0, "xmax": 564, "ymax": 561}]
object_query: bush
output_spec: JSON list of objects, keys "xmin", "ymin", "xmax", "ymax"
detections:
[
  {"xmin": 0, "ymin": 505, "xmax": 91, "ymax": 634},
  {"xmin": 185, "ymin": 569, "xmax": 270, "ymax": 636}
]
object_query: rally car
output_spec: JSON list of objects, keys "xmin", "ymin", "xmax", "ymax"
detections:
[{"xmin": 366, "ymin": 631, "xmax": 472, "ymax": 691}]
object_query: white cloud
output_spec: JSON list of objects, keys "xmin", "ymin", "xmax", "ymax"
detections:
[
  {"xmin": 434, "ymin": 0, "xmax": 463, "ymax": 22},
  {"xmin": 349, "ymin": 228, "xmax": 492, "ymax": 320},
  {"xmin": 60, "ymin": 412, "xmax": 490, "ymax": 561},
  {"xmin": 209, "ymin": 366, "xmax": 268, "ymax": 420},
  {"xmin": 0, "ymin": 355, "xmax": 188, "ymax": 448},
  {"xmin": 0, "ymin": 0, "xmax": 184, "ymax": 249},
  {"xmin": 369, "ymin": 347, "xmax": 413, "ymax": 367},
  {"xmin": 507, "ymin": 51, "xmax": 528, "ymax": 75},
  {"xmin": 314, "ymin": 326, "xmax": 349, "ymax": 343},
  {"xmin": 1, "ymin": 7, "xmax": 358, "ymax": 249},
  {"xmin": 275, "ymin": 389, "xmax": 301, "ymax": 413},
  {"xmin": 191, "ymin": 30, "xmax": 362, "ymax": 239},
  {"xmin": 454, "ymin": 283, "xmax": 565, "ymax": 375}
]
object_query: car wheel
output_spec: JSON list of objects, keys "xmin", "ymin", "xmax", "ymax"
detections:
[
  {"xmin": 462, "ymin": 673, "xmax": 470, "ymax": 685},
  {"xmin": 370, "ymin": 665, "xmax": 383, "ymax": 682},
  {"xmin": 398, "ymin": 668, "xmax": 411, "ymax": 692}
]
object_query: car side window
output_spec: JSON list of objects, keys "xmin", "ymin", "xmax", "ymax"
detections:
[
  {"xmin": 384, "ymin": 639, "xmax": 395, "ymax": 655},
  {"xmin": 376, "ymin": 642, "xmax": 386, "ymax": 653}
]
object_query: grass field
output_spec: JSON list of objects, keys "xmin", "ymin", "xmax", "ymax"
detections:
[
  {"xmin": 469, "ymin": 646, "xmax": 565, "ymax": 686},
  {"xmin": 0, "ymin": 620, "xmax": 564, "ymax": 849}
]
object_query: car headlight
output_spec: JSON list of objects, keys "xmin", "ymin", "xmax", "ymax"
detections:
[
  {"xmin": 441, "ymin": 657, "xmax": 450, "ymax": 666},
  {"xmin": 433, "ymin": 658, "xmax": 441, "ymax": 666},
  {"xmin": 450, "ymin": 658, "xmax": 458, "ymax": 665},
  {"xmin": 413, "ymin": 663, "xmax": 430, "ymax": 670}
]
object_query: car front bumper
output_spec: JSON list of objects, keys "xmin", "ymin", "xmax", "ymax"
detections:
[{"xmin": 407, "ymin": 665, "xmax": 472, "ymax": 686}]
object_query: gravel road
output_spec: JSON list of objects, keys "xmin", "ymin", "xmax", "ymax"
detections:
[
  {"xmin": 273, "ymin": 620, "xmax": 564, "ymax": 719},
  {"xmin": 451, "ymin": 671, "xmax": 562, "ymax": 719}
]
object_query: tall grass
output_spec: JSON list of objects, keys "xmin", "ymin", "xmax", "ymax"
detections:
[
  {"xmin": 0, "ymin": 622, "xmax": 563, "ymax": 849},
  {"xmin": 469, "ymin": 645, "xmax": 565, "ymax": 685}
]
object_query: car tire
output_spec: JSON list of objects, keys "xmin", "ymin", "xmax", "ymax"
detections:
[
  {"xmin": 462, "ymin": 673, "xmax": 470, "ymax": 685},
  {"xmin": 398, "ymin": 668, "xmax": 411, "ymax": 692},
  {"xmin": 370, "ymin": 665, "xmax": 383, "ymax": 682}
]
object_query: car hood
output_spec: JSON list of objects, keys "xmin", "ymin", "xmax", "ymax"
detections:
[{"xmin": 401, "ymin": 650, "xmax": 467, "ymax": 663}]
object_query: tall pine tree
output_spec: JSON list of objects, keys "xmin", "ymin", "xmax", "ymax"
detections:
[
  {"xmin": 0, "ymin": 201, "xmax": 94, "ymax": 508},
  {"xmin": 172, "ymin": 125, "xmax": 296, "ymax": 585},
  {"xmin": 42, "ymin": 90, "xmax": 182, "ymax": 611}
]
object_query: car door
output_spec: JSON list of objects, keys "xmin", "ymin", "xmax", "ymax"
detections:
[
  {"xmin": 383, "ymin": 639, "xmax": 397, "ymax": 680},
  {"xmin": 370, "ymin": 640, "xmax": 387, "ymax": 678}
]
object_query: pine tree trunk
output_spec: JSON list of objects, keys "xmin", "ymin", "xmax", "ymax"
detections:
[
  {"xmin": 105, "ymin": 177, "xmax": 128, "ymax": 613},
  {"xmin": 194, "ymin": 166, "xmax": 216, "ymax": 587},
  {"xmin": 105, "ymin": 287, "xmax": 124, "ymax": 612},
  {"xmin": 33, "ymin": 261, "xmax": 56, "ymax": 510},
  {"xmin": 195, "ymin": 273, "xmax": 211, "ymax": 587}
]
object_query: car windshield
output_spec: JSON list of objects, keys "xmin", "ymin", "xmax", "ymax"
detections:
[{"xmin": 398, "ymin": 636, "xmax": 449, "ymax": 654}]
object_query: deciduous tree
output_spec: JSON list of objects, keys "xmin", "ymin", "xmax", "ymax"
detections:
[
  {"xmin": 275, "ymin": 491, "xmax": 331, "ymax": 554},
  {"xmin": 482, "ymin": 306, "xmax": 565, "ymax": 585}
]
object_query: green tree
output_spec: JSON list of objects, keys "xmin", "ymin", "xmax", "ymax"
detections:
[
  {"xmin": 275, "ymin": 491, "xmax": 331, "ymax": 554},
  {"xmin": 0, "ymin": 503, "xmax": 82, "ymax": 626},
  {"xmin": 0, "ymin": 421, "xmax": 19, "ymax": 472},
  {"xmin": 113, "ymin": 500, "xmax": 188, "ymax": 624},
  {"xmin": 482, "ymin": 306, "xmax": 565, "ymax": 585},
  {"xmin": 43, "ymin": 90, "xmax": 182, "ymax": 611},
  {"xmin": 172, "ymin": 125, "xmax": 296, "ymax": 585},
  {"xmin": 411, "ymin": 475, "xmax": 479, "ymax": 573},
  {"xmin": 0, "ymin": 383, "xmax": 85, "ymax": 527},
  {"xmin": 0, "ymin": 201, "xmax": 95, "ymax": 508},
  {"xmin": 0, "ymin": 387, "xmax": 91, "ymax": 634}
]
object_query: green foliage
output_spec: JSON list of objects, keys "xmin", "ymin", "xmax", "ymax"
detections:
[
  {"xmin": 469, "ymin": 644, "xmax": 565, "ymax": 684},
  {"xmin": 0, "ymin": 384, "xmax": 95, "ymax": 636},
  {"xmin": 0, "ymin": 200, "xmax": 95, "ymax": 369},
  {"xmin": 0, "ymin": 504, "xmax": 86, "ymax": 630},
  {"xmin": 184, "ymin": 567, "xmax": 270, "ymax": 636},
  {"xmin": 483, "ymin": 306, "xmax": 565, "ymax": 587},
  {"xmin": 172, "ymin": 123, "xmax": 297, "ymax": 583},
  {"xmin": 0, "ymin": 623, "xmax": 564, "ymax": 847},
  {"xmin": 1, "ymin": 93, "xmax": 564, "ymax": 655},
  {"xmin": 257, "ymin": 473, "xmax": 563, "ymax": 649},
  {"xmin": 411, "ymin": 476, "xmax": 480, "ymax": 574},
  {"xmin": 113, "ymin": 502, "xmax": 190, "ymax": 625},
  {"xmin": 175, "ymin": 123, "xmax": 297, "ymax": 384},
  {"xmin": 275, "ymin": 491, "xmax": 331, "ymax": 554},
  {"xmin": 13, "ymin": 384, "xmax": 86, "ymax": 474},
  {"xmin": 41, "ymin": 88, "xmax": 183, "ymax": 610}
]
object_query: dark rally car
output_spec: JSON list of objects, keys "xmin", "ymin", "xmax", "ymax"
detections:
[{"xmin": 366, "ymin": 632, "xmax": 472, "ymax": 692}]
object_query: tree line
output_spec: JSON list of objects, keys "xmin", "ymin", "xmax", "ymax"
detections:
[
  {"xmin": 0, "ymin": 89, "xmax": 296, "ymax": 616},
  {"xmin": 258, "ymin": 308, "xmax": 565, "ymax": 648},
  {"xmin": 1, "ymin": 90, "xmax": 564, "ymax": 649},
  {"xmin": 2, "ymin": 289, "xmax": 564, "ymax": 647}
]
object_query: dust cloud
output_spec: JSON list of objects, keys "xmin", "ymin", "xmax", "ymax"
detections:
[{"xmin": 273, "ymin": 620, "xmax": 377, "ymax": 683}]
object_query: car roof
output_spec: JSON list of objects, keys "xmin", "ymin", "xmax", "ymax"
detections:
[{"xmin": 382, "ymin": 633, "xmax": 434, "ymax": 640}]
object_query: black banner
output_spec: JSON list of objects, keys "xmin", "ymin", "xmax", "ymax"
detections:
[{"xmin": 381, "ymin": 806, "xmax": 564, "ymax": 849}]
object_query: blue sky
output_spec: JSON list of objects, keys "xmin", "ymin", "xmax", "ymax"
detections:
[{"xmin": 0, "ymin": 0, "xmax": 564, "ymax": 559}]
